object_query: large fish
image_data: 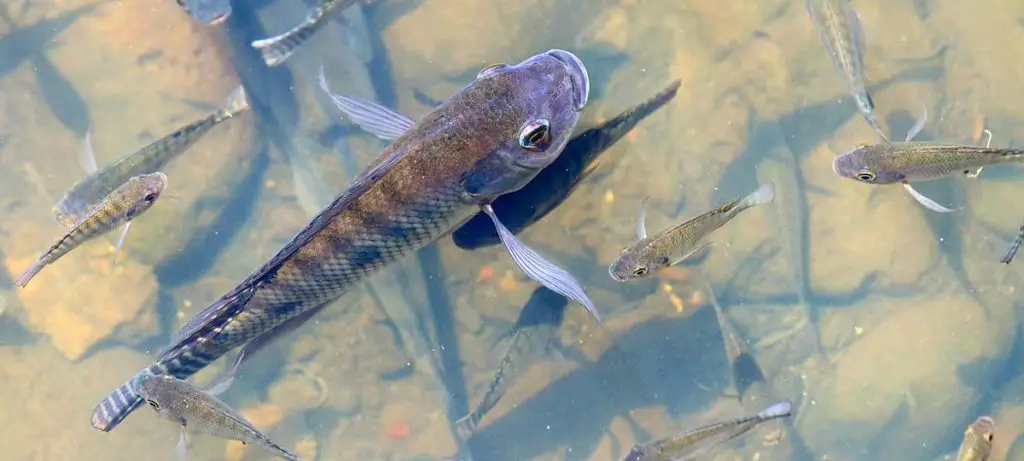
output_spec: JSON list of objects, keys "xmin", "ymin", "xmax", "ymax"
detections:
[
  {"xmin": 54, "ymin": 86, "xmax": 249, "ymax": 227},
  {"xmin": 90, "ymin": 49, "xmax": 591, "ymax": 432},
  {"xmin": 805, "ymin": 0, "xmax": 888, "ymax": 140},
  {"xmin": 451, "ymin": 80, "xmax": 681, "ymax": 250}
]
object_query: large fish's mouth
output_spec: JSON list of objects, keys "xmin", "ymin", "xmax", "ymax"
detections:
[
  {"xmin": 831, "ymin": 155, "xmax": 841, "ymax": 177},
  {"xmin": 546, "ymin": 49, "xmax": 589, "ymax": 112}
]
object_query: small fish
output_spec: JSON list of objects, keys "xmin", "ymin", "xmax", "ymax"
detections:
[
  {"xmin": 832, "ymin": 125, "xmax": 1024, "ymax": 214},
  {"xmin": 955, "ymin": 416, "xmax": 995, "ymax": 461},
  {"xmin": 15, "ymin": 172, "xmax": 167, "ymax": 288},
  {"xmin": 1001, "ymin": 219, "xmax": 1024, "ymax": 264},
  {"xmin": 132, "ymin": 374, "xmax": 299, "ymax": 461},
  {"xmin": 251, "ymin": 0, "xmax": 359, "ymax": 67},
  {"xmin": 609, "ymin": 183, "xmax": 775, "ymax": 282},
  {"xmin": 455, "ymin": 287, "xmax": 569, "ymax": 442},
  {"xmin": 622, "ymin": 401, "xmax": 793, "ymax": 461},
  {"xmin": 452, "ymin": 80, "xmax": 681, "ymax": 250},
  {"xmin": 175, "ymin": 0, "xmax": 231, "ymax": 25},
  {"xmin": 805, "ymin": 0, "xmax": 888, "ymax": 140},
  {"xmin": 92, "ymin": 50, "xmax": 591, "ymax": 432},
  {"xmin": 54, "ymin": 85, "xmax": 249, "ymax": 227},
  {"xmin": 317, "ymin": 63, "xmax": 599, "ymax": 322}
]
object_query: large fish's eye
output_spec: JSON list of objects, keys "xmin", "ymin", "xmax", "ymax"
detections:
[
  {"xmin": 518, "ymin": 119, "xmax": 551, "ymax": 151},
  {"xmin": 985, "ymin": 432, "xmax": 994, "ymax": 443},
  {"xmin": 477, "ymin": 63, "xmax": 508, "ymax": 79},
  {"xmin": 632, "ymin": 266, "xmax": 648, "ymax": 277},
  {"xmin": 855, "ymin": 171, "xmax": 877, "ymax": 182},
  {"xmin": 143, "ymin": 193, "xmax": 158, "ymax": 203},
  {"xmin": 146, "ymin": 399, "xmax": 161, "ymax": 411}
]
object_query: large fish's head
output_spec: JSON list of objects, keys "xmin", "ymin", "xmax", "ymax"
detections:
[
  {"xmin": 176, "ymin": 0, "xmax": 231, "ymax": 25},
  {"xmin": 958, "ymin": 416, "xmax": 995, "ymax": 461},
  {"xmin": 832, "ymin": 144, "xmax": 906, "ymax": 184},
  {"xmin": 124, "ymin": 172, "xmax": 168, "ymax": 219},
  {"xmin": 607, "ymin": 244, "xmax": 667, "ymax": 282},
  {"xmin": 460, "ymin": 49, "xmax": 590, "ymax": 202}
]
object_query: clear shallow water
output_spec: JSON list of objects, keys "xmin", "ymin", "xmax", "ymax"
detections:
[{"xmin": 1, "ymin": 0, "xmax": 1023, "ymax": 460}]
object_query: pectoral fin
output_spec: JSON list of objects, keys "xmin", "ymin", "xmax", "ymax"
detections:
[
  {"xmin": 78, "ymin": 130, "xmax": 98, "ymax": 174},
  {"xmin": 318, "ymin": 64, "xmax": 415, "ymax": 140},
  {"xmin": 481, "ymin": 204, "xmax": 601, "ymax": 323},
  {"xmin": 176, "ymin": 427, "xmax": 189, "ymax": 461},
  {"xmin": 112, "ymin": 221, "xmax": 131, "ymax": 265},
  {"xmin": 902, "ymin": 181, "xmax": 957, "ymax": 213}
]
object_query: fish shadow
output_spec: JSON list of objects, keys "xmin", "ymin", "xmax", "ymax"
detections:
[{"xmin": 466, "ymin": 308, "xmax": 727, "ymax": 461}]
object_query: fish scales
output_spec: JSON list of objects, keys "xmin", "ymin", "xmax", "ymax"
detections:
[
  {"xmin": 55, "ymin": 95, "xmax": 245, "ymax": 225},
  {"xmin": 92, "ymin": 50, "xmax": 589, "ymax": 432},
  {"xmin": 807, "ymin": 0, "xmax": 864, "ymax": 95},
  {"xmin": 836, "ymin": 143, "xmax": 1024, "ymax": 182}
]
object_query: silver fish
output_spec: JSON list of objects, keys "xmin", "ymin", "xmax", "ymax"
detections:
[
  {"xmin": 54, "ymin": 86, "xmax": 249, "ymax": 227},
  {"xmin": 133, "ymin": 374, "xmax": 299, "ymax": 461},
  {"xmin": 805, "ymin": 0, "xmax": 888, "ymax": 140},
  {"xmin": 623, "ymin": 401, "xmax": 793, "ymax": 461},
  {"xmin": 608, "ymin": 183, "xmax": 775, "ymax": 282},
  {"xmin": 15, "ymin": 172, "xmax": 167, "ymax": 287},
  {"xmin": 91, "ymin": 49, "xmax": 591, "ymax": 432}
]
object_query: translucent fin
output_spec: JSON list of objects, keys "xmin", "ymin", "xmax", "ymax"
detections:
[
  {"xmin": 455, "ymin": 414, "xmax": 478, "ymax": 442},
  {"xmin": 112, "ymin": 221, "xmax": 131, "ymax": 265},
  {"xmin": 904, "ymin": 106, "xmax": 928, "ymax": 142},
  {"xmin": 739, "ymin": 182, "xmax": 776, "ymax": 208},
  {"xmin": 481, "ymin": 204, "xmax": 601, "ymax": 324},
  {"xmin": 14, "ymin": 260, "xmax": 45, "ymax": 288},
  {"xmin": 176, "ymin": 427, "xmax": 189, "ymax": 461},
  {"xmin": 317, "ymin": 64, "xmax": 415, "ymax": 140},
  {"xmin": 757, "ymin": 401, "xmax": 792, "ymax": 420},
  {"xmin": 219, "ymin": 85, "xmax": 250, "ymax": 118},
  {"xmin": 78, "ymin": 130, "xmax": 97, "ymax": 174},
  {"xmin": 902, "ymin": 181, "xmax": 957, "ymax": 212},
  {"xmin": 636, "ymin": 195, "xmax": 650, "ymax": 240}
]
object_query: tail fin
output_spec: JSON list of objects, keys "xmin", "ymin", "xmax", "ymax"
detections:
[
  {"xmin": 454, "ymin": 414, "xmax": 479, "ymax": 442},
  {"xmin": 219, "ymin": 85, "xmax": 250, "ymax": 118},
  {"xmin": 14, "ymin": 261, "xmax": 45, "ymax": 288},
  {"xmin": 250, "ymin": 0, "xmax": 351, "ymax": 67},
  {"xmin": 90, "ymin": 378, "xmax": 145, "ymax": 432},
  {"xmin": 739, "ymin": 183, "xmax": 775, "ymax": 209}
]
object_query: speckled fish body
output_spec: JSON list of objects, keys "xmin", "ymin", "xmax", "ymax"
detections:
[
  {"xmin": 451, "ymin": 79, "xmax": 681, "ymax": 250},
  {"xmin": 623, "ymin": 401, "xmax": 792, "ymax": 461},
  {"xmin": 956, "ymin": 416, "xmax": 994, "ymax": 461},
  {"xmin": 609, "ymin": 183, "xmax": 774, "ymax": 282},
  {"xmin": 805, "ymin": 0, "xmax": 887, "ymax": 140},
  {"xmin": 832, "ymin": 142, "xmax": 1024, "ymax": 184},
  {"xmin": 91, "ymin": 49, "xmax": 590, "ymax": 432},
  {"xmin": 133, "ymin": 374, "xmax": 299, "ymax": 461},
  {"xmin": 15, "ymin": 172, "xmax": 167, "ymax": 287},
  {"xmin": 54, "ymin": 86, "xmax": 249, "ymax": 227}
]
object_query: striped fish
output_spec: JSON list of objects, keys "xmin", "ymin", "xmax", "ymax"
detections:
[{"xmin": 91, "ymin": 49, "xmax": 591, "ymax": 432}]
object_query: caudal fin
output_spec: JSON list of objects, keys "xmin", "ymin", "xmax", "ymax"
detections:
[
  {"xmin": 90, "ymin": 378, "xmax": 145, "ymax": 432},
  {"xmin": 219, "ymin": 85, "xmax": 250, "ymax": 118},
  {"xmin": 251, "ymin": 16, "xmax": 324, "ymax": 67},
  {"xmin": 14, "ymin": 260, "xmax": 46, "ymax": 288},
  {"xmin": 739, "ymin": 182, "xmax": 776, "ymax": 209},
  {"xmin": 454, "ymin": 414, "xmax": 478, "ymax": 442}
]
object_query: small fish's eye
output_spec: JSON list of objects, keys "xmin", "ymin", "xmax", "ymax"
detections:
[
  {"xmin": 146, "ymin": 399, "xmax": 161, "ymax": 411},
  {"xmin": 855, "ymin": 171, "xmax": 877, "ymax": 182},
  {"xmin": 144, "ymin": 193, "xmax": 158, "ymax": 202},
  {"xmin": 477, "ymin": 63, "xmax": 508, "ymax": 79},
  {"xmin": 633, "ymin": 266, "xmax": 648, "ymax": 277},
  {"xmin": 518, "ymin": 119, "xmax": 551, "ymax": 151}
]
